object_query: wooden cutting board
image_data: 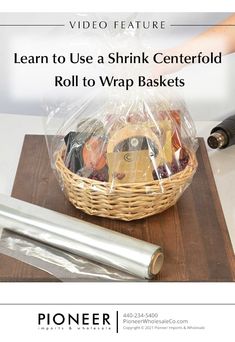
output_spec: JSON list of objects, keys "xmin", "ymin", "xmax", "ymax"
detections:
[{"xmin": 0, "ymin": 135, "xmax": 234, "ymax": 282}]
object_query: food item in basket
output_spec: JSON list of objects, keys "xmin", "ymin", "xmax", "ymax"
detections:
[
  {"xmin": 64, "ymin": 131, "xmax": 86, "ymax": 173},
  {"xmin": 106, "ymin": 123, "xmax": 164, "ymax": 183},
  {"xmin": 152, "ymin": 147, "xmax": 190, "ymax": 180},
  {"xmin": 63, "ymin": 111, "xmax": 190, "ymax": 183},
  {"xmin": 64, "ymin": 119, "xmax": 107, "ymax": 174},
  {"xmin": 88, "ymin": 166, "xmax": 109, "ymax": 182},
  {"xmin": 82, "ymin": 137, "xmax": 107, "ymax": 170}
]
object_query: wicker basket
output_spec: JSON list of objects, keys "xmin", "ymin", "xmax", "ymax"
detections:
[{"xmin": 55, "ymin": 147, "xmax": 197, "ymax": 221}]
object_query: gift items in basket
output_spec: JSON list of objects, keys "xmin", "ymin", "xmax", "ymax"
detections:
[{"xmin": 47, "ymin": 91, "xmax": 198, "ymax": 221}]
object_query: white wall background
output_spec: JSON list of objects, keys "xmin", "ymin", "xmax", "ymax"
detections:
[{"xmin": 0, "ymin": 12, "xmax": 234, "ymax": 121}]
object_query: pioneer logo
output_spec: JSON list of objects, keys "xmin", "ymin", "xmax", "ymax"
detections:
[{"xmin": 37, "ymin": 312, "xmax": 113, "ymax": 331}]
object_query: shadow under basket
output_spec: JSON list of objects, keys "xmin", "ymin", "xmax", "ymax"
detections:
[{"xmin": 55, "ymin": 148, "xmax": 198, "ymax": 221}]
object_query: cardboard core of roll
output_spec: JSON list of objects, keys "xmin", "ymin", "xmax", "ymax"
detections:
[{"xmin": 150, "ymin": 251, "xmax": 164, "ymax": 276}]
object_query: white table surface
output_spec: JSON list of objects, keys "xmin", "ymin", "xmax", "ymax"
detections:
[{"xmin": 0, "ymin": 114, "xmax": 235, "ymax": 252}]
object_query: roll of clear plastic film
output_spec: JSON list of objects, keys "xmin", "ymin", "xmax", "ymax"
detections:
[{"xmin": 0, "ymin": 194, "xmax": 163, "ymax": 279}]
